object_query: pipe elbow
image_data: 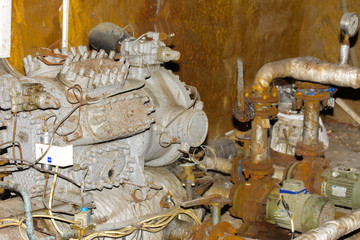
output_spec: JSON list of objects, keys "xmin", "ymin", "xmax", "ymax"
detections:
[{"xmin": 252, "ymin": 56, "xmax": 360, "ymax": 91}]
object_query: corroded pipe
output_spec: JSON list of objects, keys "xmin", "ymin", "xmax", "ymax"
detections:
[
  {"xmin": 294, "ymin": 208, "xmax": 360, "ymax": 240},
  {"xmin": 303, "ymin": 100, "xmax": 320, "ymax": 145},
  {"xmin": 253, "ymin": 57, "xmax": 360, "ymax": 91},
  {"xmin": 250, "ymin": 116, "xmax": 268, "ymax": 164}
]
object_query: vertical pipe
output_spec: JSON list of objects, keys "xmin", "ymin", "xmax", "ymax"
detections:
[
  {"xmin": 250, "ymin": 116, "xmax": 268, "ymax": 164},
  {"xmin": 236, "ymin": 59, "xmax": 244, "ymax": 109},
  {"xmin": 185, "ymin": 184, "xmax": 193, "ymax": 201},
  {"xmin": 62, "ymin": 0, "xmax": 70, "ymax": 51},
  {"xmin": 340, "ymin": 44, "xmax": 350, "ymax": 65},
  {"xmin": 210, "ymin": 203, "xmax": 221, "ymax": 226},
  {"xmin": 303, "ymin": 100, "xmax": 320, "ymax": 146}
]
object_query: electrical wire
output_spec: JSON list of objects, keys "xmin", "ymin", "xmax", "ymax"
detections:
[
  {"xmin": 130, "ymin": 33, "xmax": 152, "ymax": 76},
  {"xmin": 48, "ymin": 166, "xmax": 64, "ymax": 235},
  {"xmin": 0, "ymin": 157, "xmax": 79, "ymax": 187},
  {"xmin": 158, "ymin": 86, "xmax": 199, "ymax": 148},
  {"xmin": 123, "ymin": 24, "xmax": 135, "ymax": 37},
  {"xmin": 12, "ymin": 113, "xmax": 18, "ymax": 167},
  {"xmin": 0, "ymin": 214, "xmax": 79, "ymax": 240},
  {"xmin": 0, "ymin": 58, "xmax": 24, "ymax": 79},
  {"xmin": 280, "ymin": 195, "xmax": 295, "ymax": 240},
  {"xmin": 82, "ymin": 206, "xmax": 200, "ymax": 240},
  {"xmin": 56, "ymin": 85, "xmax": 83, "ymax": 136},
  {"xmin": 188, "ymin": 145, "xmax": 217, "ymax": 170},
  {"xmin": 164, "ymin": 86, "xmax": 198, "ymax": 129}
]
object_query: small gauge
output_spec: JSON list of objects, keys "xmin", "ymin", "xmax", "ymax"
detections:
[{"xmin": 340, "ymin": 12, "xmax": 359, "ymax": 37}]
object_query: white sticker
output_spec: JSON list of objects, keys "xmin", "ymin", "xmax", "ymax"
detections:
[
  {"xmin": 331, "ymin": 185, "xmax": 347, "ymax": 197},
  {"xmin": 36, "ymin": 143, "xmax": 73, "ymax": 167}
]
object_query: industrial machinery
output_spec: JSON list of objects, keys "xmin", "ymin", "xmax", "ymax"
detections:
[
  {"xmin": 230, "ymin": 11, "xmax": 360, "ymax": 239},
  {"xmin": 0, "ymin": 23, "xmax": 209, "ymax": 239},
  {"xmin": 266, "ymin": 179, "xmax": 335, "ymax": 233},
  {"xmin": 1, "ymin": 9, "xmax": 360, "ymax": 240}
]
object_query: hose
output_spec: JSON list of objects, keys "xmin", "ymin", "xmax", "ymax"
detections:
[
  {"xmin": 0, "ymin": 58, "xmax": 24, "ymax": 78},
  {"xmin": 0, "ymin": 181, "xmax": 54, "ymax": 240}
]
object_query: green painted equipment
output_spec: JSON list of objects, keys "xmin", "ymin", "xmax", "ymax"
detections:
[
  {"xmin": 321, "ymin": 167, "xmax": 360, "ymax": 209},
  {"xmin": 266, "ymin": 179, "xmax": 335, "ymax": 232}
]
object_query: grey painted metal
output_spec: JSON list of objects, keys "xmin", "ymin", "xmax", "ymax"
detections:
[
  {"xmin": 0, "ymin": 32, "xmax": 207, "ymax": 239},
  {"xmin": 91, "ymin": 168, "xmax": 188, "ymax": 239}
]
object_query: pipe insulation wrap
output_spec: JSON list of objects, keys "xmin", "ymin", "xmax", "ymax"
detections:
[
  {"xmin": 253, "ymin": 57, "xmax": 360, "ymax": 90},
  {"xmin": 294, "ymin": 208, "xmax": 360, "ymax": 240}
]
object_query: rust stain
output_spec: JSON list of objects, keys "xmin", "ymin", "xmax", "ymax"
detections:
[{"xmin": 12, "ymin": 0, "xmax": 360, "ymax": 140}]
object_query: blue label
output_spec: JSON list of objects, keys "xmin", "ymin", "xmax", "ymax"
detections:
[{"xmin": 47, "ymin": 157, "xmax": 52, "ymax": 163}]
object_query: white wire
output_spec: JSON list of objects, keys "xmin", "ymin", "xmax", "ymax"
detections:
[
  {"xmin": 189, "ymin": 145, "xmax": 217, "ymax": 170},
  {"xmin": 123, "ymin": 24, "xmax": 135, "ymax": 37},
  {"xmin": 48, "ymin": 166, "xmax": 64, "ymax": 235},
  {"xmin": 130, "ymin": 33, "xmax": 152, "ymax": 76}
]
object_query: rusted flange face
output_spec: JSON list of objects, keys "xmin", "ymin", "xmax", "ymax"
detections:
[
  {"xmin": 295, "ymin": 141, "xmax": 325, "ymax": 158},
  {"xmin": 250, "ymin": 94, "xmax": 279, "ymax": 118},
  {"xmin": 289, "ymin": 157, "xmax": 329, "ymax": 194},
  {"xmin": 270, "ymin": 149, "xmax": 297, "ymax": 167},
  {"xmin": 242, "ymin": 158, "xmax": 274, "ymax": 177},
  {"xmin": 295, "ymin": 81, "xmax": 332, "ymax": 107}
]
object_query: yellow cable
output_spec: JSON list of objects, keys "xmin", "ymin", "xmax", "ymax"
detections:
[
  {"xmin": 48, "ymin": 166, "xmax": 64, "ymax": 235},
  {"xmin": 18, "ymin": 223, "xmax": 27, "ymax": 240},
  {"xmin": 82, "ymin": 207, "xmax": 200, "ymax": 240}
]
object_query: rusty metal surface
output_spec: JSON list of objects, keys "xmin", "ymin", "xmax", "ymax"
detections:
[
  {"xmin": 232, "ymin": 98, "xmax": 254, "ymax": 123},
  {"xmin": 295, "ymin": 141, "xmax": 326, "ymax": 158},
  {"xmin": 209, "ymin": 222, "xmax": 244, "ymax": 240},
  {"xmin": 302, "ymin": 100, "xmax": 321, "ymax": 145},
  {"xmin": 270, "ymin": 149, "xmax": 296, "ymax": 167},
  {"xmin": 288, "ymin": 157, "xmax": 329, "ymax": 194},
  {"xmin": 230, "ymin": 176, "xmax": 279, "ymax": 224},
  {"xmin": 194, "ymin": 175, "xmax": 213, "ymax": 196},
  {"xmin": 190, "ymin": 219, "xmax": 245, "ymax": 240}
]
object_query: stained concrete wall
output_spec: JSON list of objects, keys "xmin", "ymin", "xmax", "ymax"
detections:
[{"xmin": 7, "ymin": 0, "xmax": 360, "ymax": 140}]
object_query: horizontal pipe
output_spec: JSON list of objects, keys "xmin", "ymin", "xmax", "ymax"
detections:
[
  {"xmin": 253, "ymin": 56, "xmax": 360, "ymax": 91},
  {"xmin": 295, "ymin": 208, "xmax": 360, "ymax": 240},
  {"xmin": 201, "ymin": 156, "xmax": 232, "ymax": 174}
]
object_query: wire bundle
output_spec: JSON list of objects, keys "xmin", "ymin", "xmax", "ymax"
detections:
[{"xmin": 82, "ymin": 206, "xmax": 201, "ymax": 240}]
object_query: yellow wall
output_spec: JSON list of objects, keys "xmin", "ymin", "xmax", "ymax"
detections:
[{"xmin": 8, "ymin": 0, "xmax": 360, "ymax": 140}]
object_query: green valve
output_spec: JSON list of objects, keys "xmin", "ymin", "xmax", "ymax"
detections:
[{"xmin": 321, "ymin": 167, "xmax": 360, "ymax": 209}]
